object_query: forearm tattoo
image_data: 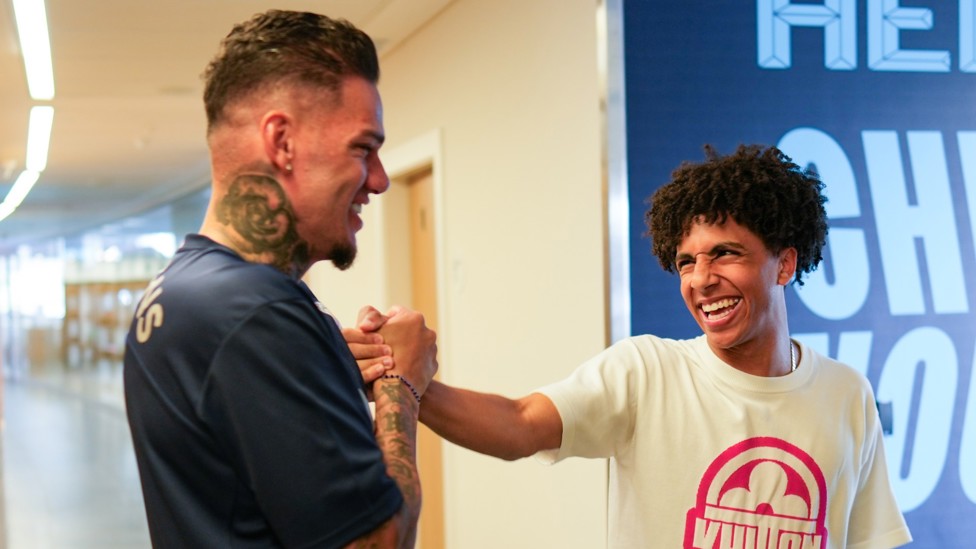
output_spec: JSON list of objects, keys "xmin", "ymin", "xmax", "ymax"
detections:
[
  {"xmin": 376, "ymin": 381, "xmax": 420, "ymax": 504},
  {"xmin": 348, "ymin": 379, "xmax": 420, "ymax": 546},
  {"xmin": 216, "ymin": 174, "xmax": 311, "ymax": 277}
]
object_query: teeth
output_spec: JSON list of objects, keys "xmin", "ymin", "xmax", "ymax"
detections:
[
  {"xmin": 702, "ymin": 298, "xmax": 740, "ymax": 313},
  {"xmin": 352, "ymin": 204, "xmax": 362, "ymax": 214}
]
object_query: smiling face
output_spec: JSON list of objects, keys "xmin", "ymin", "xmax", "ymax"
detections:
[
  {"xmin": 288, "ymin": 76, "xmax": 388, "ymax": 269},
  {"xmin": 675, "ymin": 217, "xmax": 796, "ymax": 367}
]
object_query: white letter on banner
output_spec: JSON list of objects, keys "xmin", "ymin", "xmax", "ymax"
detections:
[
  {"xmin": 878, "ymin": 327, "xmax": 957, "ymax": 512},
  {"xmin": 867, "ymin": 0, "xmax": 951, "ymax": 71},
  {"xmin": 862, "ymin": 131, "xmax": 968, "ymax": 315},
  {"xmin": 962, "ymin": 131, "xmax": 976, "ymax": 504},
  {"xmin": 757, "ymin": 0, "xmax": 856, "ymax": 69},
  {"xmin": 961, "ymin": 349, "xmax": 976, "ymax": 504},
  {"xmin": 779, "ymin": 128, "xmax": 868, "ymax": 319},
  {"xmin": 960, "ymin": 132, "xmax": 976, "ymax": 251},
  {"xmin": 963, "ymin": 0, "xmax": 976, "ymax": 71}
]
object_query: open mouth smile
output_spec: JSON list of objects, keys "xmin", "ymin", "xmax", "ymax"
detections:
[{"xmin": 700, "ymin": 297, "xmax": 741, "ymax": 321}]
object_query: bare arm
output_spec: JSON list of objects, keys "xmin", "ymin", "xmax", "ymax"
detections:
[
  {"xmin": 342, "ymin": 378, "xmax": 420, "ymax": 548},
  {"xmin": 346, "ymin": 306, "xmax": 562, "ymax": 462},
  {"xmin": 419, "ymin": 380, "xmax": 562, "ymax": 461},
  {"xmin": 343, "ymin": 308, "xmax": 437, "ymax": 548}
]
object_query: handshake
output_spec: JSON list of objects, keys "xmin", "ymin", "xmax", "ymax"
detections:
[{"xmin": 342, "ymin": 305, "xmax": 438, "ymax": 403}]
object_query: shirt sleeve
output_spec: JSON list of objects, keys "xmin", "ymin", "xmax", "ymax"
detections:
[
  {"xmin": 846, "ymin": 400, "xmax": 913, "ymax": 549},
  {"xmin": 201, "ymin": 299, "xmax": 403, "ymax": 548},
  {"xmin": 535, "ymin": 338, "xmax": 647, "ymax": 463}
]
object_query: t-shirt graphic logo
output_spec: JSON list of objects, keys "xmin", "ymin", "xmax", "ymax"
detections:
[
  {"xmin": 135, "ymin": 275, "xmax": 165, "ymax": 343},
  {"xmin": 684, "ymin": 436, "xmax": 828, "ymax": 549}
]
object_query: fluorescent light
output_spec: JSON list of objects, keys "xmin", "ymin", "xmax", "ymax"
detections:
[
  {"xmin": 12, "ymin": 0, "xmax": 55, "ymax": 100},
  {"xmin": 26, "ymin": 106, "xmax": 54, "ymax": 172},
  {"xmin": 3, "ymin": 0, "xmax": 55, "ymax": 224},
  {"xmin": 0, "ymin": 170, "xmax": 41, "ymax": 222},
  {"xmin": 0, "ymin": 203, "xmax": 13, "ymax": 222},
  {"xmin": 5, "ymin": 170, "xmax": 40, "ymax": 207}
]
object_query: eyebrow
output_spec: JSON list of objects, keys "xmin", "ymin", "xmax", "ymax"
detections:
[
  {"xmin": 361, "ymin": 129, "xmax": 385, "ymax": 146},
  {"xmin": 674, "ymin": 241, "xmax": 746, "ymax": 262}
]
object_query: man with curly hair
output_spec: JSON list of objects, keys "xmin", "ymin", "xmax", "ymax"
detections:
[
  {"xmin": 352, "ymin": 144, "xmax": 911, "ymax": 547},
  {"xmin": 124, "ymin": 10, "xmax": 437, "ymax": 548}
]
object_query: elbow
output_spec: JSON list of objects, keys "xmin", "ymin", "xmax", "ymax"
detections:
[
  {"xmin": 496, "ymin": 449, "xmax": 529, "ymax": 462},
  {"xmin": 500, "ymin": 396, "xmax": 561, "ymax": 461},
  {"xmin": 496, "ymin": 434, "xmax": 554, "ymax": 462}
]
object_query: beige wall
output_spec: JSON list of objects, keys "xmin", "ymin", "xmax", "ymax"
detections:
[{"xmin": 306, "ymin": 0, "xmax": 610, "ymax": 546}]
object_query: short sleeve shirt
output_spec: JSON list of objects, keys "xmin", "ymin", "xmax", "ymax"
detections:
[
  {"xmin": 537, "ymin": 335, "xmax": 912, "ymax": 549},
  {"xmin": 124, "ymin": 234, "xmax": 402, "ymax": 548}
]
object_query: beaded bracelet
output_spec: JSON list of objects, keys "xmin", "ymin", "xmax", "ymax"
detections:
[{"xmin": 381, "ymin": 374, "xmax": 422, "ymax": 404}]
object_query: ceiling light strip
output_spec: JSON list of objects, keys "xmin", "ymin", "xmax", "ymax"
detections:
[
  {"xmin": 26, "ymin": 106, "xmax": 54, "ymax": 172},
  {"xmin": 4, "ymin": 0, "xmax": 56, "ymax": 224},
  {"xmin": 12, "ymin": 0, "xmax": 55, "ymax": 100},
  {"xmin": 0, "ymin": 171, "xmax": 41, "ymax": 222}
]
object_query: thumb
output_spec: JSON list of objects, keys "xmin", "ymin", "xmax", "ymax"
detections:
[{"xmin": 357, "ymin": 305, "xmax": 389, "ymax": 332}]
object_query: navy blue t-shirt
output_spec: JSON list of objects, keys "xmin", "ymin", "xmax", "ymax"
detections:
[{"xmin": 124, "ymin": 234, "xmax": 402, "ymax": 548}]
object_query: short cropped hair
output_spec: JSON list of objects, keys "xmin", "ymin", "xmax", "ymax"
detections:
[
  {"xmin": 203, "ymin": 9, "xmax": 379, "ymax": 132},
  {"xmin": 645, "ymin": 144, "xmax": 828, "ymax": 286}
]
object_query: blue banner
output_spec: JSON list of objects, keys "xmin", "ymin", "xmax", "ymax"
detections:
[{"xmin": 623, "ymin": 1, "xmax": 976, "ymax": 546}]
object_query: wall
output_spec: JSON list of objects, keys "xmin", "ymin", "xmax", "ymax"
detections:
[{"xmin": 305, "ymin": 0, "xmax": 609, "ymax": 546}]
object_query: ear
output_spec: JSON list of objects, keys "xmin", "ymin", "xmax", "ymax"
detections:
[
  {"xmin": 261, "ymin": 111, "xmax": 294, "ymax": 174},
  {"xmin": 777, "ymin": 247, "xmax": 798, "ymax": 286}
]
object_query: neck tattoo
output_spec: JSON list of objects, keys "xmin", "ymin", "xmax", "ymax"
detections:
[{"xmin": 789, "ymin": 339, "xmax": 797, "ymax": 373}]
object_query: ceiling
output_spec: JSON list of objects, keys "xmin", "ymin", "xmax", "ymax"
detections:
[{"xmin": 0, "ymin": 0, "xmax": 451, "ymax": 253}]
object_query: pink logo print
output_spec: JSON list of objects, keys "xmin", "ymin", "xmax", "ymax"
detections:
[{"xmin": 684, "ymin": 437, "xmax": 828, "ymax": 549}]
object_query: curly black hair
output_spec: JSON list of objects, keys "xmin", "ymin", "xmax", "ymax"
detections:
[
  {"xmin": 203, "ymin": 10, "xmax": 379, "ymax": 133},
  {"xmin": 645, "ymin": 144, "xmax": 828, "ymax": 286}
]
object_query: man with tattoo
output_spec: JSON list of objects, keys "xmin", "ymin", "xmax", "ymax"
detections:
[{"xmin": 123, "ymin": 10, "xmax": 437, "ymax": 548}]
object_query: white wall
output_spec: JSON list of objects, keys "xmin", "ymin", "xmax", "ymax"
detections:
[{"xmin": 306, "ymin": 0, "xmax": 610, "ymax": 546}]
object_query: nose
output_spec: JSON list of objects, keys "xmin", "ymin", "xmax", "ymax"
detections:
[
  {"xmin": 689, "ymin": 256, "xmax": 717, "ymax": 290},
  {"xmin": 366, "ymin": 152, "xmax": 390, "ymax": 195}
]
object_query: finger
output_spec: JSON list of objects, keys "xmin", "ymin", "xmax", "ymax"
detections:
[
  {"xmin": 347, "ymin": 342, "xmax": 392, "ymax": 361},
  {"xmin": 360, "ymin": 360, "xmax": 393, "ymax": 385},
  {"xmin": 357, "ymin": 305, "xmax": 390, "ymax": 332},
  {"xmin": 341, "ymin": 327, "xmax": 383, "ymax": 346},
  {"xmin": 356, "ymin": 305, "xmax": 380, "ymax": 324}
]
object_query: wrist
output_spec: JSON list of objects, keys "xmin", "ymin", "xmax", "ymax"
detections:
[{"xmin": 380, "ymin": 374, "xmax": 422, "ymax": 404}]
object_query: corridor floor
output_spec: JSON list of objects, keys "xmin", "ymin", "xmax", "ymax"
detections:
[{"xmin": 1, "ymin": 379, "xmax": 151, "ymax": 548}]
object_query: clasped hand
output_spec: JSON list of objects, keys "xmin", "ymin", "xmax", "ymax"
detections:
[{"xmin": 342, "ymin": 305, "xmax": 438, "ymax": 400}]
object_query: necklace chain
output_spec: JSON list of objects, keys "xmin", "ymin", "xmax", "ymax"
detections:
[{"xmin": 789, "ymin": 339, "xmax": 797, "ymax": 373}]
